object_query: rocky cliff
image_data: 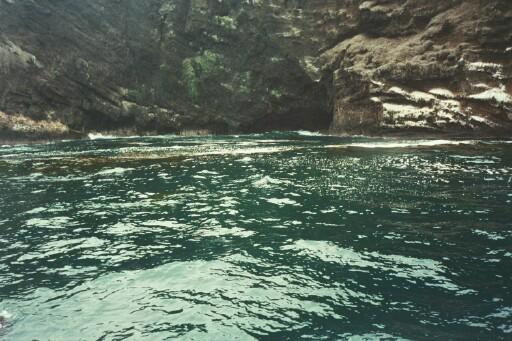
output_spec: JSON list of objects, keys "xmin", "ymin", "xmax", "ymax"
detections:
[{"xmin": 0, "ymin": 0, "xmax": 511, "ymax": 139}]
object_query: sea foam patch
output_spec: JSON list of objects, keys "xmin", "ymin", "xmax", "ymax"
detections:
[
  {"xmin": 253, "ymin": 175, "xmax": 289, "ymax": 188},
  {"xmin": 266, "ymin": 198, "xmax": 300, "ymax": 206},
  {"xmin": 326, "ymin": 140, "xmax": 477, "ymax": 149},
  {"xmin": 96, "ymin": 167, "xmax": 135, "ymax": 176},
  {"xmin": 0, "ymin": 310, "xmax": 13, "ymax": 330}
]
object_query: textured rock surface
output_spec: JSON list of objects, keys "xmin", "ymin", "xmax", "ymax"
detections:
[
  {"xmin": 321, "ymin": 0, "xmax": 512, "ymax": 136},
  {"xmin": 0, "ymin": 0, "xmax": 511, "ymax": 139}
]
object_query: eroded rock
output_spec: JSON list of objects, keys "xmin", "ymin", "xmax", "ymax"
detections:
[{"xmin": 0, "ymin": 0, "xmax": 510, "ymax": 139}]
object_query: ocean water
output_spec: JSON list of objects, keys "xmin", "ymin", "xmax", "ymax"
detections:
[{"xmin": 0, "ymin": 132, "xmax": 511, "ymax": 340}]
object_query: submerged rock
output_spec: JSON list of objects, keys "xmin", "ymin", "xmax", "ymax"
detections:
[{"xmin": 0, "ymin": 310, "xmax": 11, "ymax": 330}]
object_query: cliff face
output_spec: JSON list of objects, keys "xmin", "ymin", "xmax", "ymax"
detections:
[
  {"xmin": 0, "ymin": 0, "xmax": 511, "ymax": 139},
  {"xmin": 323, "ymin": 0, "xmax": 512, "ymax": 136}
]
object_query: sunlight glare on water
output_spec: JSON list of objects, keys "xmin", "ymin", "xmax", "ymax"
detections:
[{"xmin": 0, "ymin": 132, "xmax": 511, "ymax": 340}]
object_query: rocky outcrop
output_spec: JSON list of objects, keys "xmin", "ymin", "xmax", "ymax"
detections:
[
  {"xmin": 321, "ymin": 0, "xmax": 512, "ymax": 135},
  {"xmin": 0, "ymin": 0, "xmax": 332, "ymax": 139},
  {"xmin": 0, "ymin": 0, "xmax": 511, "ymax": 139}
]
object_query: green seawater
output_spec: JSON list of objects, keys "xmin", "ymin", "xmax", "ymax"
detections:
[{"xmin": 0, "ymin": 132, "xmax": 511, "ymax": 340}]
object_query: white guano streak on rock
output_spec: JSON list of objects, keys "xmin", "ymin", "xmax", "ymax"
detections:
[
  {"xmin": 466, "ymin": 61, "xmax": 505, "ymax": 79},
  {"xmin": 470, "ymin": 115, "xmax": 498, "ymax": 127},
  {"xmin": 389, "ymin": 87, "xmax": 435, "ymax": 102},
  {"xmin": 469, "ymin": 86, "xmax": 512, "ymax": 105},
  {"xmin": 380, "ymin": 102, "xmax": 431, "ymax": 128},
  {"xmin": 429, "ymin": 88, "xmax": 455, "ymax": 98},
  {"xmin": 436, "ymin": 100, "xmax": 465, "ymax": 125}
]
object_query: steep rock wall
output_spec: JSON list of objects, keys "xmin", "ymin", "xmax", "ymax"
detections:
[
  {"xmin": 0, "ymin": 0, "xmax": 510, "ymax": 139},
  {"xmin": 0, "ymin": 0, "xmax": 332, "ymax": 139},
  {"xmin": 321, "ymin": 0, "xmax": 512, "ymax": 136}
]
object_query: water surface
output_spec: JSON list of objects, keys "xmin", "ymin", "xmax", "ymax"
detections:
[{"xmin": 0, "ymin": 132, "xmax": 511, "ymax": 340}]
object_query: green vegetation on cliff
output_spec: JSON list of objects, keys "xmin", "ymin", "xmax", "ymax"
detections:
[{"xmin": 182, "ymin": 51, "xmax": 225, "ymax": 102}]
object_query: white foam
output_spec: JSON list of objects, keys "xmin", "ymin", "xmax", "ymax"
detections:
[
  {"xmin": 25, "ymin": 216, "xmax": 74, "ymax": 229},
  {"xmin": 253, "ymin": 176, "xmax": 287, "ymax": 188},
  {"xmin": 0, "ymin": 309, "xmax": 12, "ymax": 328},
  {"xmin": 25, "ymin": 207, "xmax": 47, "ymax": 214},
  {"xmin": 197, "ymin": 170, "xmax": 219, "ymax": 175},
  {"xmin": 88, "ymin": 133, "xmax": 143, "ymax": 140},
  {"xmin": 142, "ymin": 220, "xmax": 188, "ymax": 230},
  {"xmin": 88, "ymin": 133, "xmax": 117, "ymax": 140},
  {"xmin": 266, "ymin": 198, "xmax": 300, "ymax": 206},
  {"xmin": 295, "ymin": 130, "xmax": 324, "ymax": 136},
  {"xmin": 473, "ymin": 229, "xmax": 506, "ymax": 241},
  {"xmin": 106, "ymin": 222, "xmax": 141, "ymax": 235},
  {"xmin": 0, "ymin": 310, "xmax": 12, "ymax": 319},
  {"xmin": 198, "ymin": 226, "xmax": 255, "ymax": 238},
  {"xmin": 235, "ymin": 156, "xmax": 253, "ymax": 163},
  {"xmin": 195, "ymin": 146, "xmax": 294, "ymax": 156},
  {"xmin": 96, "ymin": 167, "xmax": 134, "ymax": 176},
  {"xmin": 327, "ymin": 140, "xmax": 476, "ymax": 149},
  {"xmin": 487, "ymin": 307, "xmax": 512, "ymax": 319},
  {"xmin": 345, "ymin": 333, "xmax": 408, "ymax": 341}
]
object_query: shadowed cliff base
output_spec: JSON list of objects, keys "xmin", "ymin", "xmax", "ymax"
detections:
[{"xmin": 0, "ymin": 0, "xmax": 510, "ymax": 140}]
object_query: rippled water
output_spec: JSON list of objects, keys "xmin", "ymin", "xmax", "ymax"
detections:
[{"xmin": 0, "ymin": 132, "xmax": 511, "ymax": 340}]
